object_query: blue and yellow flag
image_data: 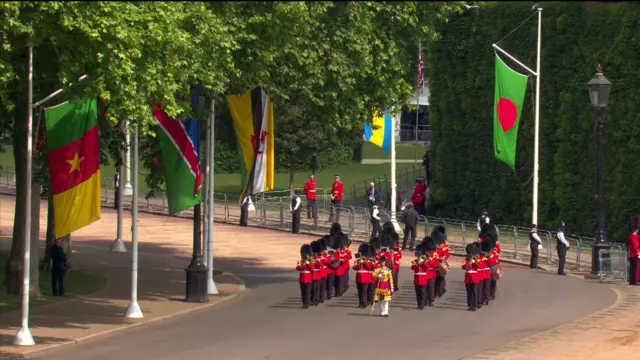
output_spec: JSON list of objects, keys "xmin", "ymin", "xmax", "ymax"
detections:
[{"xmin": 363, "ymin": 109, "xmax": 392, "ymax": 154}]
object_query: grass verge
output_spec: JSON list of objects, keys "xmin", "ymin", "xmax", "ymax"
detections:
[{"xmin": 361, "ymin": 142, "xmax": 427, "ymax": 160}]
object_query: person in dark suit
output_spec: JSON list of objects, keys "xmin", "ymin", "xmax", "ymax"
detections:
[
  {"xmin": 365, "ymin": 182, "xmax": 380, "ymax": 211},
  {"xmin": 50, "ymin": 238, "xmax": 67, "ymax": 296},
  {"xmin": 422, "ymin": 150, "xmax": 431, "ymax": 184},
  {"xmin": 113, "ymin": 172, "xmax": 120, "ymax": 210}
]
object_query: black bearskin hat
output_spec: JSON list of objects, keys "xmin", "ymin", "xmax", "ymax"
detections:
[
  {"xmin": 330, "ymin": 223, "xmax": 342, "ymax": 237},
  {"xmin": 370, "ymin": 236, "xmax": 382, "ymax": 250},
  {"xmin": 481, "ymin": 239, "xmax": 491, "ymax": 253},
  {"xmin": 367, "ymin": 243, "xmax": 377, "ymax": 257},
  {"xmin": 330, "ymin": 236, "xmax": 342, "ymax": 250},
  {"xmin": 310, "ymin": 240, "xmax": 321, "ymax": 254},
  {"xmin": 382, "ymin": 222, "xmax": 396, "ymax": 235},
  {"xmin": 431, "ymin": 226, "xmax": 446, "ymax": 245},
  {"xmin": 389, "ymin": 232, "xmax": 400, "ymax": 247},
  {"xmin": 481, "ymin": 223, "xmax": 497, "ymax": 237},
  {"xmin": 301, "ymin": 244, "xmax": 313, "ymax": 259},
  {"xmin": 318, "ymin": 236, "xmax": 328, "ymax": 251},
  {"xmin": 634, "ymin": 216, "xmax": 640, "ymax": 230},
  {"xmin": 358, "ymin": 243, "xmax": 369, "ymax": 256},
  {"xmin": 416, "ymin": 243, "xmax": 427, "ymax": 255},
  {"xmin": 465, "ymin": 243, "xmax": 474, "ymax": 259},
  {"xmin": 472, "ymin": 241, "xmax": 482, "ymax": 255},
  {"xmin": 424, "ymin": 236, "xmax": 437, "ymax": 252},
  {"xmin": 381, "ymin": 235, "xmax": 393, "ymax": 249}
]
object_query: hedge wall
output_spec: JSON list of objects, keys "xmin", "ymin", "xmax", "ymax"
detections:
[{"xmin": 427, "ymin": 1, "xmax": 640, "ymax": 241}]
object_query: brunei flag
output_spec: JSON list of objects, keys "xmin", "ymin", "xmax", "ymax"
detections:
[
  {"xmin": 152, "ymin": 99, "xmax": 202, "ymax": 216},
  {"xmin": 227, "ymin": 86, "xmax": 274, "ymax": 202},
  {"xmin": 363, "ymin": 108, "xmax": 392, "ymax": 154},
  {"xmin": 45, "ymin": 99, "xmax": 101, "ymax": 238}
]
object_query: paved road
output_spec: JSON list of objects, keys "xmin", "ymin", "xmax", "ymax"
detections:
[{"xmin": 38, "ymin": 261, "xmax": 615, "ymax": 360}]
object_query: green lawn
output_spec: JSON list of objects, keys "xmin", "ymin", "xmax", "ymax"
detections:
[
  {"xmin": 361, "ymin": 142, "xmax": 428, "ymax": 160},
  {"xmin": 0, "ymin": 250, "xmax": 106, "ymax": 312},
  {"xmin": 0, "ymin": 144, "xmax": 417, "ymax": 196}
]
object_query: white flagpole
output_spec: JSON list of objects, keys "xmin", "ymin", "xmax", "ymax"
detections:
[
  {"xmin": 14, "ymin": 46, "xmax": 35, "ymax": 347},
  {"xmin": 125, "ymin": 125, "xmax": 143, "ymax": 318},
  {"xmin": 390, "ymin": 111, "xmax": 401, "ymax": 233},
  {"xmin": 207, "ymin": 99, "xmax": 218, "ymax": 294},
  {"xmin": 123, "ymin": 120, "xmax": 133, "ymax": 196},
  {"xmin": 111, "ymin": 120, "xmax": 127, "ymax": 252},
  {"xmin": 532, "ymin": 7, "xmax": 542, "ymax": 226}
]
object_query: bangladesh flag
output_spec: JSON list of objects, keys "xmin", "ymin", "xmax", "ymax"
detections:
[
  {"xmin": 152, "ymin": 105, "xmax": 202, "ymax": 215},
  {"xmin": 45, "ymin": 99, "xmax": 101, "ymax": 238},
  {"xmin": 493, "ymin": 54, "xmax": 529, "ymax": 169}
]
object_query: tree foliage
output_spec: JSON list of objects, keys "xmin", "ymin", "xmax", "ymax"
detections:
[{"xmin": 427, "ymin": 1, "xmax": 640, "ymax": 241}]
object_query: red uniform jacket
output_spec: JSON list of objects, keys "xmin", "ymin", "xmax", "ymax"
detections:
[
  {"xmin": 368, "ymin": 260, "xmax": 379, "ymax": 283},
  {"xmin": 411, "ymin": 262, "xmax": 429, "ymax": 286},
  {"xmin": 487, "ymin": 249, "xmax": 500, "ymax": 267},
  {"xmin": 436, "ymin": 247, "xmax": 445, "ymax": 259},
  {"xmin": 304, "ymin": 180, "xmax": 316, "ymax": 201},
  {"xmin": 425, "ymin": 252, "xmax": 440, "ymax": 280},
  {"xmin": 324, "ymin": 252, "xmax": 334, "ymax": 276},
  {"xmin": 353, "ymin": 261, "xmax": 374, "ymax": 284},
  {"xmin": 628, "ymin": 233, "xmax": 639, "ymax": 259},
  {"xmin": 334, "ymin": 249, "xmax": 346, "ymax": 277},
  {"xmin": 312, "ymin": 256, "xmax": 323, "ymax": 281},
  {"xmin": 495, "ymin": 241, "xmax": 502, "ymax": 254},
  {"xmin": 477, "ymin": 257, "xmax": 491, "ymax": 280},
  {"xmin": 331, "ymin": 182, "xmax": 344, "ymax": 201},
  {"xmin": 296, "ymin": 260, "xmax": 315, "ymax": 284},
  {"xmin": 461, "ymin": 259, "xmax": 478, "ymax": 285},
  {"xmin": 443, "ymin": 241, "xmax": 450, "ymax": 260},
  {"xmin": 392, "ymin": 250, "xmax": 402, "ymax": 272},
  {"xmin": 342, "ymin": 248, "xmax": 353, "ymax": 273},
  {"xmin": 410, "ymin": 183, "xmax": 426, "ymax": 203},
  {"xmin": 319, "ymin": 253, "xmax": 329, "ymax": 278},
  {"xmin": 376, "ymin": 250, "xmax": 394, "ymax": 268}
]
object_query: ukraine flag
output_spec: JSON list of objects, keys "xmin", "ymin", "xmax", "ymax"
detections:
[{"xmin": 363, "ymin": 109, "xmax": 392, "ymax": 154}]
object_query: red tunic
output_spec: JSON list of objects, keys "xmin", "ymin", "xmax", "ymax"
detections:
[
  {"xmin": 461, "ymin": 259, "xmax": 477, "ymax": 285},
  {"xmin": 334, "ymin": 249, "xmax": 346, "ymax": 277},
  {"xmin": 353, "ymin": 261, "xmax": 372, "ymax": 284},
  {"xmin": 425, "ymin": 252, "xmax": 440, "ymax": 280},
  {"xmin": 411, "ymin": 262, "xmax": 428, "ymax": 286},
  {"xmin": 410, "ymin": 183, "xmax": 426, "ymax": 203},
  {"xmin": 303, "ymin": 180, "xmax": 316, "ymax": 201},
  {"xmin": 312, "ymin": 256, "xmax": 323, "ymax": 281},
  {"xmin": 628, "ymin": 233, "xmax": 639, "ymax": 259},
  {"xmin": 495, "ymin": 241, "xmax": 502, "ymax": 254},
  {"xmin": 342, "ymin": 248, "xmax": 353, "ymax": 273},
  {"xmin": 487, "ymin": 250, "xmax": 500, "ymax": 267},
  {"xmin": 442, "ymin": 241, "xmax": 450, "ymax": 260},
  {"xmin": 392, "ymin": 250, "xmax": 402, "ymax": 272},
  {"xmin": 367, "ymin": 260, "xmax": 378, "ymax": 283},
  {"xmin": 477, "ymin": 257, "xmax": 491, "ymax": 280},
  {"xmin": 296, "ymin": 260, "xmax": 314, "ymax": 284},
  {"xmin": 331, "ymin": 182, "xmax": 344, "ymax": 201},
  {"xmin": 320, "ymin": 253, "xmax": 329, "ymax": 278}
]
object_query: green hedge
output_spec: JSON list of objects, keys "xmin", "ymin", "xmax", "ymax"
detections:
[{"xmin": 427, "ymin": 1, "xmax": 640, "ymax": 241}]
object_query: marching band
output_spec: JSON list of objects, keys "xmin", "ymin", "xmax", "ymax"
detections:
[{"xmin": 296, "ymin": 222, "xmax": 502, "ymax": 315}]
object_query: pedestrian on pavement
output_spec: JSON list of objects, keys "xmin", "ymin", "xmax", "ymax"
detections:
[
  {"xmin": 297, "ymin": 244, "xmax": 314, "ymax": 309},
  {"xmin": 370, "ymin": 204, "xmax": 383, "ymax": 238},
  {"xmin": 303, "ymin": 175, "xmax": 317, "ymax": 221},
  {"xmin": 422, "ymin": 150, "xmax": 431, "ymax": 184},
  {"xmin": 556, "ymin": 221, "xmax": 570, "ymax": 276},
  {"xmin": 290, "ymin": 189, "xmax": 302, "ymax": 234},
  {"xmin": 365, "ymin": 182, "xmax": 380, "ymax": 211},
  {"xmin": 476, "ymin": 208, "xmax": 490, "ymax": 237},
  {"xmin": 410, "ymin": 178, "xmax": 426, "ymax": 216},
  {"xmin": 328, "ymin": 175, "xmax": 343, "ymax": 223},
  {"xmin": 113, "ymin": 172, "xmax": 120, "ymax": 210},
  {"xmin": 627, "ymin": 218, "xmax": 640, "ymax": 285},
  {"xmin": 50, "ymin": 238, "xmax": 68, "ymax": 296},
  {"xmin": 239, "ymin": 196, "xmax": 249, "ymax": 227},
  {"xmin": 401, "ymin": 203, "xmax": 419, "ymax": 250},
  {"xmin": 529, "ymin": 224, "xmax": 543, "ymax": 269}
]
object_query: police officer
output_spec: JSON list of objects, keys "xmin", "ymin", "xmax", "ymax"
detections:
[
  {"xmin": 477, "ymin": 209, "xmax": 490, "ymax": 236},
  {"xmin": 529, "ymin": 224, "xmax": 543, "ymax": 269},
  {"xmin": 370, "ymin": 204, "xmax": 383, "ymax": 238},
  {"xmin": 290, "ymin": 189, "xmax": 302, "ymax": 234},
  {"xmin": 556, "ymin": 222, "xmax": 570, "ymax": 275}
]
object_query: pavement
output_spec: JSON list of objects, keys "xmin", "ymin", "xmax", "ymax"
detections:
[{"xmin": 0, "ymin": 193, "xmax": 638, "ymax": 360}]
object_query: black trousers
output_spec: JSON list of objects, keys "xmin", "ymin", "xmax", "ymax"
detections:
[
  {"xmin": 292, "ymin": 210, "xmax": 301, "ymax": 233},
  {"xmin": 465, "ymin": 283, "xmax": 476, "ymax": 309},
  {"xmin": 319, "ymin": 276, "xmax": 326, "ymax": 302},
  {"xmin": 334, "ymin": 274, "xmax": 344, "ymax": 296},
  {"xmin": 240, "ymin": 205, "xmax": 249, "ymax": 227},
  {"xmin": 357, "ymin": 283, "xmax": 368, "ymax": 306},
  {"xmin": 474, "ymin": 283, "xmax": 481, "ymax": 308},
  {"xmin": 340, "ymin": 271, "xmax": 349, "ymax": 294},
  {"xmin": 557, "ymin": 246, "xmax": 567, "ymax": 274},
  {"xmin": 368, "ymin": 283, "xmax": 376, "ymax": 305},
  {"xmin": 51, "ymin": 267, "xmax": 65, "ymax": 295},
  {"xmin": 426, "ymin": 279, "xmax": 436, "ymax": 305},
  {"xmin": 435, "ymin": 274, "xmax": 446, "ymax": 297},
  {"xmin": 413, "ymin": 202, "xmax": 424, "ymax": 216},
  {"xmin": 482, "ymin": 279, "xmax": 491, "ymax": 304},
  {"xmin": 371, "ymin": 220, "xmax": 382, "ymax": 238},
  {"xmin": 629, "ymin": 257, "xmax": 638, "ymax": 285},
  {"xmin": 414, "ymin": 285, "xmax": 427, "ymax": 307},
  {"xmin": 311, "ymin": 280, "xmax": 320, "ymax": 304},
  {"xmin": 300, "ymin": 283, "xmax": 312, "ymax": 306},
  {"xmin": 307, "ymin": 200, "xmax": 317, "ymax": 219},
  {"xmin": 392, "ymin": 269, "xmax": 399, "ymax": 291},
  {"xmin": 325, "ymin": 274, "xmax": 335, "ymax": 299},
  {"xmin": 114, "ymin": 189, "xmax": 120, "ymax": 210},
  {"xmin": 530, "ymin": 243, "xmax": 539, "ymax": 268},
  {"xmin": 490, "ymin": 278, "xmax": 497, "ymax": 299},
  {"xmin": 329, "ymin": 200, "xmax": 341, "ymax": 223},
  {"xmin": 402, "ymin": 225, "xmax": 417, "ymax": 249}
]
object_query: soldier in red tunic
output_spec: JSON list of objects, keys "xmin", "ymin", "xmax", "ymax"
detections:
[
  {"xmin": 318, "ymin": 237, "xmax": 330, "ymax": 303},
  {"xmin": 628, "ymin": 217, "xmax": 640, "ymax": 285},
  {"xmin": 310, "ymin": 241, "xmax": 324, "ymax": 306},
  {"xmin": 432, "ymin": 226, "xmax": 448, "ymax": 297},
  {"xmin": 329, "ymin": 175, "xmax": 343, "ymax": 223},
  {"xmin": 354, "ymin": 243, "xmax": 374, "ymax": 308},
  {"xmin": 297, "ymin": 244, "xmax": 315, "ymax": 309},
  {"xmin": 331, "ymin": 236, "xmax": 346, "ymax": 297},
  {"xmin": 369, "ymin": 236, "xmax": 382, "ymax": 305},
  {"xmin": 477, "ymin": 242, "xmax": 492, "ymax": 308},
  {"xmin": 303, "ymin": 175, "xmax": 317, "ymax": 220},
  {"xmin": 411, "ymin": 243, "xmax": 429, "ymax": 309},
  {"xmin": 340, "ymin": 234, "xmax": 353, "ymax": 295}
]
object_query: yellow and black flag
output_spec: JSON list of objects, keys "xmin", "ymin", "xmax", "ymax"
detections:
[{"xmin": 227, "ymin": 86, "xmax": 275, "ymax": 201}]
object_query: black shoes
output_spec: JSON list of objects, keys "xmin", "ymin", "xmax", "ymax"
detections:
[{"xmin": 302, "ymin": 304, "xmax": 309, "ymax": 309}]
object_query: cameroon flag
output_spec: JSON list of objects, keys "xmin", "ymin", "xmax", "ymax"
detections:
[{"xmin": 45, "ymin": 99, "xmax": 101, "ymax": 238}]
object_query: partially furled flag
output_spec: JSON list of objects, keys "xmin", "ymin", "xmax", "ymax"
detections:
[
  {"xmin": 152, "ymin": 97, "xmax": 202, "ymax": 215},
  {"xmin": 417, "ymin": 43, "xmax": 424, "ymax": 90},
  {"xmin": 363, "ymin": 108, "xmax": 392, "ymax": 154},
  {"xmin": 493, "ymin": 54, "xmax": 529, "ymax": 169},
  {"xmin": 227, "ymin": 86, "xmax": 275, "ymax": 202},
  {"xmin": 45, "ymin": 99, "xmax": 101, "ymax": 238}
]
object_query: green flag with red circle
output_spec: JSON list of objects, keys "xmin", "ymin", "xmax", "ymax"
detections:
[{"xmin": 493, "ymin": 54, "xmax": 529, "ymax": 169}]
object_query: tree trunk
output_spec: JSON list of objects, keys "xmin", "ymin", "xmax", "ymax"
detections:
[
  {"xmin": 289, "ymin": 154, "xmax": 295, "ymax": 196},
  {"xmin": 42, "ymin": 190, "xmax": 54, "ymax": 271},
  {"xmin": 62, "ymin": 234, "xmax": 72, "ymax": 269},
  {"xmin": 29, "ymin": 183, "xmax": 41, "ymax": 297}
]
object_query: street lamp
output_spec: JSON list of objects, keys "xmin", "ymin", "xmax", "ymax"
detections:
[{"xmin": 587, "ymin": 64, "xmax": 612, "ymax": 276}]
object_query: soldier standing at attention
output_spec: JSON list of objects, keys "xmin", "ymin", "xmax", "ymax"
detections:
[
  {"xmin": 556, "ymin": 221, "xmax": 570, "ymax": 276},
  {"xmin": 329, "ymin": 175, "xmax": 343, "ymax": 223},
  {"xmin": 529, "ymin": 224, "xmax": 543, "ymax": 269},
  {"xmin": 297, "ymin": 244, "xmax": 315, "ymax": 309},
  {"xmin": 303, "ymin": 175, "xmax": 317, "ymax": 221},
  {"xmin": 628, "ymin": 218, "xmax": 640, "ymax": 286}
]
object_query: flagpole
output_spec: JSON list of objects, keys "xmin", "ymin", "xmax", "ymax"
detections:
[
  {"xmin": 207, "ymin": 99, "xmax": 218, "ymax": 294},
  {"xmin": 111, "ymin": 119, "xmax": 127, "ymax": 252},
  {"xmin": 390, "ymin": 111, "xmax": 401, "ymax": 233},
  {"xmin": 14, "ymin": 45, "xmax": 35, "ymax": 347},
  {"xmin": 532, "ymin": 7, "xmax": 542, "ymax": 226},
  {"xmin": 124, "ymin": 125, "xmax": 143, "ymax": 319}
]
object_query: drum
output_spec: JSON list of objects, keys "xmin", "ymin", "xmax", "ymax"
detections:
[
  {"xmin": 437, "ymin": 261, "xmax": 450, "ymax": 276},
  {"xmin": 491, "ymin": 264, "xmax": 503, "ymax": 279}
]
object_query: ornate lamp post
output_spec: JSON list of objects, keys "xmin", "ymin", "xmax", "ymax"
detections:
[{"xmin": 587, "ymin": 65, "xmax": 612, "ymax": 276}]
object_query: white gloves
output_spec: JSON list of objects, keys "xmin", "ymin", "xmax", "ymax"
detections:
[{"xmin": 538, "ymin": 244, "xmax": 543, "ymax": 250}]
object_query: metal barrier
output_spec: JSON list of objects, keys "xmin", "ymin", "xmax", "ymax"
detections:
[{"xmin": 598, "ymin": 249, "xmax": 628, "ymax": 283}]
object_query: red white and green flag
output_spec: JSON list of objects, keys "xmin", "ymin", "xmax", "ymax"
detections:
[{"xmin": 493, "ymin": 54, "xmax": 529, "ymax": 169}]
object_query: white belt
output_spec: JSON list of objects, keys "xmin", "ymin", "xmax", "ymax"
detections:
[
  {"xmin": 313, "ymin": 269, "xmax": 321, "ymax": 272},
  {"xmin": 356, "ymin": 271, "xmax": 368, "ymax": 273},
  {"xmin": 300, "ymin": 271, "xmax": 311, "ymax": 274},
  {"xmin": 466, "ymin": 270, "xmax": 477, "ymax": 273},
  {"xmin": 415, "ymin": 272, "xmax": 427, "ymax": 275}
]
